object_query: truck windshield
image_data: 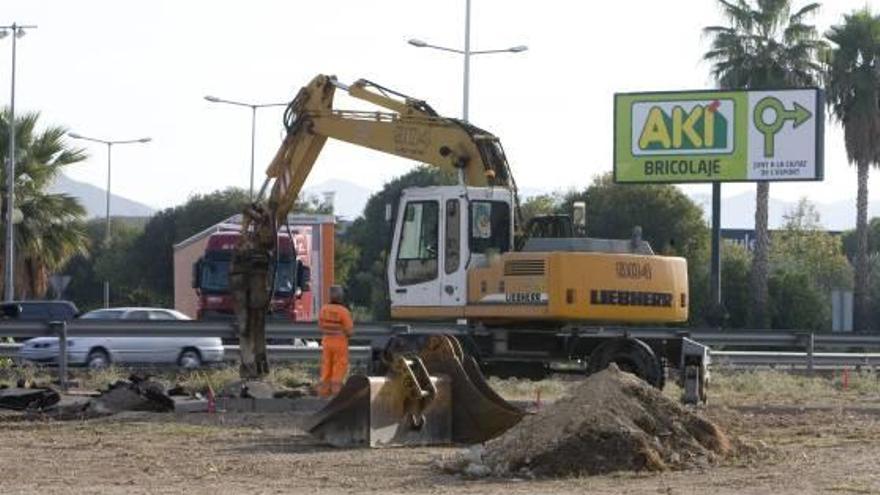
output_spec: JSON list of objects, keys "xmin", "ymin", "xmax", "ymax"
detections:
[
  {"xmin": 199, "ymin": 259, "xmax": 295, "ymax": 295},
  {"xmin": 200, "ymin": 260, "xmax": 230, "ymax": 292}
]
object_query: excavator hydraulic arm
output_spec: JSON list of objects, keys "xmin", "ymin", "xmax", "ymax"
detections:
[{"xmin": 232, "ymin": 74, "xmax": 519, "ymax": 380}]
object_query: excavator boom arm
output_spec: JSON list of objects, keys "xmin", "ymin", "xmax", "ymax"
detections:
[
  {"xmin": 232, "ymin": 74, "xmax": 517, "ymax": 379},
  {"xmin": 263, "ymin": 74, "xmax": 514, "ymax": 227}
]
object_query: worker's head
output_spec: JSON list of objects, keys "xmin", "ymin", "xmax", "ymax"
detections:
[{"xmin": 329, "ymin": 285, "xmax": 345, "ymax": 305}]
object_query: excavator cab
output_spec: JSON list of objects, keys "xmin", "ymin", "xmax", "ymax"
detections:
[{"xmin": 387, "ymin": 186, "xmax": 514, "ymax": 318}]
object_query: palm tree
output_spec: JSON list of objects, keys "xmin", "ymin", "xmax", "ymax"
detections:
[
  {"xmin": 0, "ymin": 109, "xmax": 90, "ymax": 298},
  {"xmin": 825, "ymin": 9, "xmax": 880, "ymax": 331},
  {"xmin": 704, "ymin": 0, "xmax": 825, "ymax": 328}
]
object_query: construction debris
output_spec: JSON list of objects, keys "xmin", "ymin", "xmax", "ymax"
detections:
[
  {"xmin": 88, "ymin": 375, "xmax": 174, "ymax": 414},
  {"xmin": 447, "ymin": 364, "xmax": 731, "ymax": 478},
  {"xmin": 0, "ymin": 387, "xmax": 60, "ymax": 411}
]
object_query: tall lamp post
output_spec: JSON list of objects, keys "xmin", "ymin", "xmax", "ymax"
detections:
[
  {"xmin": 407, "ymin": 0, "xmax": 527, "ymax": 123},
  {"xmin": 1, "ymin": 22, "xmax": 37, "ymax": 302},
  {"xmin": 204, "ymin": 96, "xmax": 287, "ymax": 199},
  {"xmin": 69, "ymin": 133, "xmax": 151, "ymax": 308}
]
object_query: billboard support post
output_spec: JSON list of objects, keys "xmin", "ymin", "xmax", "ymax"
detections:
[{"xmin": 710, "ymin": 182, "xmax": 723, "ymax": 325}]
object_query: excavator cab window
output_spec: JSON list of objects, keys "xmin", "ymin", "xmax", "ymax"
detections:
[
  {"xmin": 396, "ymin": 201, "xmax": 439, "ymax": 285},
  {"xmin": 469, "ymin": 200, "xmax": 511, "ymax": 254}
]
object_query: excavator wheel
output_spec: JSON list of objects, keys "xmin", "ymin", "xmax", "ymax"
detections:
[{"xmin": 586, "ymin": 338, "xmax": 664, "ymax": 389}]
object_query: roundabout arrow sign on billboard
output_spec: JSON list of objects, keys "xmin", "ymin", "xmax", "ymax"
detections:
[{"xmin": 614, "ymin": 88, "xmax": 824, "ymax": 183}]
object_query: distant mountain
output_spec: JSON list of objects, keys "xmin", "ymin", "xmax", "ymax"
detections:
[
  {"xmin": 49, "ymin": 174, "xmax": 156, "ymax": 218},
  {"xmin": 303, "ymin": 179, "xmax": 373, "ymax": 220},
  {"xmin": 688, "ymin": 191, "xmax": 880, "ymax": 231}
]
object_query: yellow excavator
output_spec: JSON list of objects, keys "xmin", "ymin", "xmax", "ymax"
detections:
[{"xmin": 230, "ymin": 75, "xmax": 704, "ymax": 447}]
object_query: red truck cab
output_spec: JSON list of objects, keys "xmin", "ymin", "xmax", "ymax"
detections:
[{"xmin": 192, "ymin": 231, "xmax": 309, "ymax": 321}]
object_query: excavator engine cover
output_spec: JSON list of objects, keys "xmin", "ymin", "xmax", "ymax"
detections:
[{"xmin": 306, "ymin": 335, "xmax": 524, "ymax": 447}]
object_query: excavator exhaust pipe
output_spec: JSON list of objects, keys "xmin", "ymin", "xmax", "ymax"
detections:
[{"xmin": 307, "ymin": 335, "xmax": 524, "ymax": 447}]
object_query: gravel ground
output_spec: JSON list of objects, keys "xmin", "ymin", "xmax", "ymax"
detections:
[{"xmin": 0, "ymin": 401, "xmax": 879, "ymax": 494}]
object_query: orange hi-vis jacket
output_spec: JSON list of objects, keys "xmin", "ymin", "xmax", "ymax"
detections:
[
  {"xmin": 318, "ymin": 303, "xmax": 354, "ymax": 397},
  {"xmin": 318, "ymin": 304, "xmax": 354, "ymax": 337}
]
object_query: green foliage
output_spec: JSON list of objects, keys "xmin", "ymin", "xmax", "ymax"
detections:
[
  {"xmin": 333, "ymin": 238, "xmax": 360, "ymax": 288},
  {"xmin": 0, "ymin": 109, "xmax": 89, "ymax": 298},
  {"xmin": 841, "ymin": 218, "xmax": 880, "ymax": 260},
  {"xmin": 824, "ymin": 8, "xmax": 880, "ymax": 167},
  {"xmin": 769, "ymin": 269, "xmax": 827, "ymax": 330},
  {"xmin": 767, "ymin": 199, "xmax": 853, "ymax": 330},
  {"xmin": 721, "ymin": 243, "xmax": 752, "ymax": 328},
  {"xmin": 704, "ymin": 0, "xmax": 826, "ymax": 90},
  {"xmin": 65, "ymin": 218, "xmax": 151, "ymax": 310},
  {"xmin": 519, "ymin": 193, "xmax": 564, "ymax": 226},
  {"xmin": 866, "ymin": 254, "xmax": 880, "ymax": 329},
  {"xmin": 771, "ymin": 199, "xmax": 853, "ymax": 294},
  {"xmin": 824, "ymin": 8, "xmax": 880, "ymax": 330}
]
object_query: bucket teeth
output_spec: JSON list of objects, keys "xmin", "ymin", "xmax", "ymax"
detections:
[{"xmin": 307, "ymin": 334, "xmax": 523, "ymax": 447}]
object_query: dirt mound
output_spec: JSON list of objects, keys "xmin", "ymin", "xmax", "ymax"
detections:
[{"xmin": 460, "ymin": 364, "xmax": 732, "ymax": 478}]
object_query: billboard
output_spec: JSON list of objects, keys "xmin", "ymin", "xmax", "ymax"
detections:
[{"xmin": 614, "ymin": 89, "xmax": 823, "ymax": 183}]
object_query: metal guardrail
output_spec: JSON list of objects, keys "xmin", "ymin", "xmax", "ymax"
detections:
[
  {"xmin": 221, "ymin": 345, "xmax": 372, "ymax": 363},
  {"xmin": 712, "ymin": 351, "xmax": 880, "ymax": 369},
  {"xmin": 3, "ymin": 320, "xmax": 880, "ymax": 375},
  {"xmin": 2, "ymin": 320, "xmax": 880, "ymax": 348}
]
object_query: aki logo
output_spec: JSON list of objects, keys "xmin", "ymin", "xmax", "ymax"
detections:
[
  {"xmin": 633, "ymin": 99, "xmax": 734, "ymax": 156},
  {"xmin": 752, "ymin": 97, "xmax": 812, "ymax": 158}
]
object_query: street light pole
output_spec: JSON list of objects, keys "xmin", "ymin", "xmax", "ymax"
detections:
[
  {"xmin": 407, "ymin": 1, "xmax": 527, "ymax": 124},
  {"xmin": 105, "ymin": 142, "xmax": 112, "ymax": 243},
  {"xmin": 463, "ymin": 0, "xmax": 471, "ymax": 122},
  {"xmin": 1, "ymin": 23, "xmax": 36, "ymax": 302},
  {"xmin": 250, "ymin": 105, "xmax": 257, "ymax": 199},
  {"xmin": 69, "ymin": 133, "xmax": 151, "ymax": 307},
  {"xmin": 204, "ymin": 96, "xmax": 287, "ymax": 200}
]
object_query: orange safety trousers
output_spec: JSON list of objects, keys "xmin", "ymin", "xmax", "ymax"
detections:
[{"xmin": 319, "ymin": 334, "xmax": 349, "ymax": 397}]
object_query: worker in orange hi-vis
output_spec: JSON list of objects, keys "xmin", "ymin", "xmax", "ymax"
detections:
[{"xmin": 318, "ymin": 285, "xmax": 354, "ymax": 397}]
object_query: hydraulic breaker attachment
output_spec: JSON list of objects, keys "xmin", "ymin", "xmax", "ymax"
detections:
[
  {"xmin": 306, "ymin": 334, "xmax": 524, "ymax": 447},
  {"xmin": 230, "ymin": 202, "xmax": 275, "ymax": 380},
  {"xmin": 307, "ymin": 355, "xmax": 452, "ymax": 447}
]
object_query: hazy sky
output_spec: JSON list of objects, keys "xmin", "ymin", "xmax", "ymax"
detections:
[{"xmin": 0, "ymin": 0, "xmax": 876, "ymax": 212}]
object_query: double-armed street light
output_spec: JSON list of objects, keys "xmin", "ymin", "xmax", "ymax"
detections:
[
  {"xmin": 1, "ymin": 22, "xmax": 37, "ymax": 301},
  {"xmin": 204, "ymin": 96, "xmax": 287, "ymax": 199},
  {"xmin": 407, "ymin": 0, "xmax": 527, "ymax": 123},
  {"xmin": 68, "ymin": 133, "xmax": 151, "ymax": 307}
]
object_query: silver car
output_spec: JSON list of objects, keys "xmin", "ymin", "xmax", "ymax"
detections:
[{"xmin": 18, "ymin": 307, "xmax": 224, "ymax": 369}]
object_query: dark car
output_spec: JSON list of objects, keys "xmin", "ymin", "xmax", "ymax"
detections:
[
  {"xmin": 1, "ymin": 300, "xmax": 79, "ymax": 321},
  {"xmin": 1, "ymin": 301, "xmax": 79, "ymax": 342}
]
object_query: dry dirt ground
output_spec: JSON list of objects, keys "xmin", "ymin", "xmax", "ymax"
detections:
[{"xmin": 1, "ymin": 402, "xmax": 879, "ymax": 494}]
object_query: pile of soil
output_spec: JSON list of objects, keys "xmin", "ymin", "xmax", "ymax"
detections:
[{"xmin": 459, "ymin": 364, "xmax": 732, "ymax": 478}]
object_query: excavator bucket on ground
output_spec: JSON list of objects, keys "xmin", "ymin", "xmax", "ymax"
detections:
[{"xmin": 306, "ymin": 335, "xmax": 524, "ymax": 447}]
